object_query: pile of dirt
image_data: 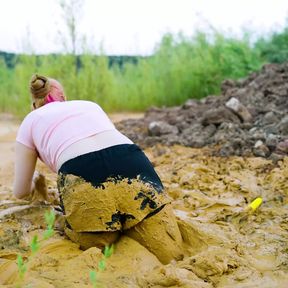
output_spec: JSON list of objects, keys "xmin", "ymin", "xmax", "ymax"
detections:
[{"xmin": 116, "ymin": 63, "xmax": 288, "ymax": 160}]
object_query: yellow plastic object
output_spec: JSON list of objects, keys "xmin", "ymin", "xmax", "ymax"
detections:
[{"xmin": 248, "ymin": 197, "xmax": 263, "ymax": 211}]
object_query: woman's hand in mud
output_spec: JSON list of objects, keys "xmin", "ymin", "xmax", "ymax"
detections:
[
  {"xmin": 30, "ymin": 171, "xmax": 49, "ymax": 203},
  {"xmin": 30, "ymin": 171, "xmax": 61, "ymax": 205}
]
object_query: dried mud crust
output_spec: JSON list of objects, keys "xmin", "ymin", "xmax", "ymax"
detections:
[{"xmin": 116, "ymin": 63, "xmax": 288, "ymax": 160}]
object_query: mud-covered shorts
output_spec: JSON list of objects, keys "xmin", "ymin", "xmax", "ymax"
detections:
[{"xmin": 57, "ymin": 144, "xmax": 170, "ymax": 232}]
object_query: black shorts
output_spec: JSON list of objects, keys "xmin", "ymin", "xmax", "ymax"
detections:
[{"xmin": 58, "ymin": 144, "xmax": 163, "ymax": 192}]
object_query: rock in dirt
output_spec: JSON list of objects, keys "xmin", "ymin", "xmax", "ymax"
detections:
[{"xmin": 225, "ymin": 97, "xmax": 253, "ymax": 123}]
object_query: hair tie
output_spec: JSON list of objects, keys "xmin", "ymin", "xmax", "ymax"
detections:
[{"xmin": 45, "ymin": 94, "xmax": 55, "ymax": 104}]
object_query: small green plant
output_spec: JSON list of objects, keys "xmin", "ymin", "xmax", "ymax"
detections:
[
  {"xmin": 89, "ymin": 244, "xmax": 114, "ymax": 288},
  {"xmin": 89, "ymin": 270, "xmax": 97, "ymax": 288},
  {"xmin": 43, "ymin": 209, "xmax": 56, "ymax": 239},
  {"xmin": 29, "ymin": 235, "xmax": 40, "ymax": 255},
  {"xmin": 16, "ymin": 209, "xmax": 56, "ymax": 287},
  {"xmin": 16, "ymin": 254, "xmax": 27, "ymax": 283}
]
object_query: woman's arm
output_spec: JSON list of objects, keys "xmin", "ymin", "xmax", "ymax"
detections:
[{"xmin": 13, "ymin": 142, "xmax": 38, "ymax": 199}]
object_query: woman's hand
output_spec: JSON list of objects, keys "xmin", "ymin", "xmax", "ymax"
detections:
[
  {"xmin": 31, "ymin": 171, "xmax": 60, "ymax": 204},
  {"xmin": 30, "ymin": 171, "xmax": 49, "ymax": 202},
  {"xmin": 13, "ymin": 142, "xmax": 59, "ymax": 204}
]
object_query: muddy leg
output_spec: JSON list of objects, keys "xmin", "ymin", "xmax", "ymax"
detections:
[
  {"xmin": 64, "ymin": 226, "xmax": 120, "ymax": 250},
  {"xmin": 124, "ymin": 204, "xmax": 184, "ymax": 264}
]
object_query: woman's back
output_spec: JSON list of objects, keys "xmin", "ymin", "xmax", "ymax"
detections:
[{"xmin": 16, "ymin": 100, "xmax": 117, "ymax": 172}]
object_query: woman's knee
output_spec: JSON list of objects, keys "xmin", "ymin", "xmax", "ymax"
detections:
[{"xmin": 125, "ymin": 204, "xmax": 184, "ymax": 264}]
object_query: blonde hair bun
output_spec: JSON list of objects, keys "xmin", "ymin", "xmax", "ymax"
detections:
[{"xmin": 30, "ymin": 74, "xmax": 51, "ymax": 99}]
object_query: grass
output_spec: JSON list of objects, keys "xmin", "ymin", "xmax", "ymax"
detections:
[
  {"xmin": 89, "ymin": 245, "xmax": 114, "ymax": 288},
  {"xmin": 2, "ymin": 24, "xmax": 288, "ymax": 117}
]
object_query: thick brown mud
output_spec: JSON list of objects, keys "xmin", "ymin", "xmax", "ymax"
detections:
[{"xmin": 0, "ymin": 115, "xmax": 287, "ymax": 288}]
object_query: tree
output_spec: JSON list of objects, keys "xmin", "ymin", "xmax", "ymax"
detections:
[{"xmin": 58, "ymin": 0, "xmax": 85, "ymax": 55}]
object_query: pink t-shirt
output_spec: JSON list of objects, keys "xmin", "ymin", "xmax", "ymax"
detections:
[{"xmin": 16, "ymin": 100, "xmax": 116, "ymax": 172}]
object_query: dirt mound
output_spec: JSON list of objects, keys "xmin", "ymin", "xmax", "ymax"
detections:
[{"xmin": 116, "ymin": 63, "xmax": 288, "ymax": 160}]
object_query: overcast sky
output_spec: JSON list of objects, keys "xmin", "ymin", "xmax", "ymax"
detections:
[{"xmin": 0, "ymin": 0, "xmax": 288, "ymax": 55}]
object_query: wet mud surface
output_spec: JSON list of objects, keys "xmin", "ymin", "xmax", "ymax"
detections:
[{"xmin": 0, "ymin": 120, "xmax": 287, "ymax": 287}]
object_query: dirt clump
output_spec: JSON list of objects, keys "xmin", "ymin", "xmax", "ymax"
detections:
[{"xmin": 116, "ymin": 63, "xmax": 288, "ymax": 160}]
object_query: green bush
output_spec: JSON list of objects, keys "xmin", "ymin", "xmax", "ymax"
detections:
[
  {"xmin": 255, "ymin": 21, "xmax": 288, "ymax": 63},
  {"xmin": 3, "ymin": 25, "xmax": 288, "ymax": 117}
]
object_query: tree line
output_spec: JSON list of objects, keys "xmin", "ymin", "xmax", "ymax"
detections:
[{"xmin": 0, "ymin": 24, "xmax": 287, "ymax": 117}]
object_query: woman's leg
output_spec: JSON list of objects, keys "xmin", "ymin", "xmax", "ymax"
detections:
[
  {"xmin": 64, "ymin": 226, "xmax": 120, "ymax": 250},
  {"xmin": 124, "ymin": 204, "xmax": 184, "ymax": 264}
]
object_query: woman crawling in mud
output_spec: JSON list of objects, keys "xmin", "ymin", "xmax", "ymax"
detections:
[{"xmin": 13, "ymin": 74, "xmax": 183, "ymax": 264}]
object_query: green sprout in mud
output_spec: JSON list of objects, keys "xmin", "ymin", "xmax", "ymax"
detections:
[
  {"xmin": 16, "ymin": 255, "xmax": 27, "ymax": 282},
  {"xmin": 16, "ymin": 209, "xmax": 56, "ymax": 287},
  {"xmin": 89, "ymin": 245, "xmax": 114, "ymax": 288},
  {"xmin": 43, "ymin": 209, "xmax": 56, "ymax": 239}
]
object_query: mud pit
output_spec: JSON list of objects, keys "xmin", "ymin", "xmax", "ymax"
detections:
[{"xmin": 0, "ymin": 118, "xmax": 287, "ymax": 287}]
